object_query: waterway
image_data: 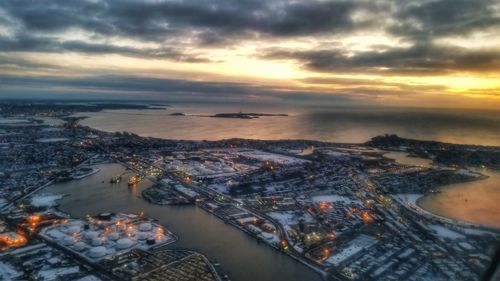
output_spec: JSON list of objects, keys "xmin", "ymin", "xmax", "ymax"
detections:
[
  {"xmin": 384, "ymin": 152, "xmax": 500, "ymax": 228},
  {"xmin": 44, "ymin": 163, "xmax": 322, "ymax": 281},
  {"xmin": 418, "ymin": 170, "xmax": 500, "ymax": 228}
]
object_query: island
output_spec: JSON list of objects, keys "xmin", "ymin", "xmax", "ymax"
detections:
[{"xmin": 210, "ymin": 112, "xmax": 288, "ymax": 119}]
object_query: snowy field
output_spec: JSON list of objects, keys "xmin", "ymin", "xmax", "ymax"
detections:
[
  {"xmin": 268, "ymin": 211, "xmax": 315, "ymax": 232},
  {"xmin": 0, "ymin": 262, "xmax": 22, "ymax": 280},
  {"xmin": 0, "ymin": 118, "xmax": 30, "ymax": 124},
  {"xmin": 428, "ymin": 224, "xmax": 465, "ymax": 240},
  {"xmin": 36, "ymin": 138, "xmax": 70, "ymax": 143},
  {"xmin": 311, "ymin": 195, "xmax": 360, "ymax": 205},
  {"xmin": 235, "ymin": 149, "xmax": 309, "ymax": 165},
  {"xmin": 171, "ymin": 159, "xmax": 256, "ymax": 178},
  {"xmin": 325, "ymin": 234, "xmax": 378, "ymax": 266},
  {"xmin": 30, "ymin": 193, "xmax": 63, "ymax": 208}
]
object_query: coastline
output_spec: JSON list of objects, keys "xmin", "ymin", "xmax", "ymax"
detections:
[
  {"xmin": 396, "ymin": 192, "xmax": 500, "ymax": 232},
  {"xmin": 67, "ymin": 110, "xmax": 500, "ymax": 232},
  {"xmin": 2, "ymin": 104, "xmax": 500, "ymax": 281}
]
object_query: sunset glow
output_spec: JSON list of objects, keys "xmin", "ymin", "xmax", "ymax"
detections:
[{"xmin": 0, "ymin": 0, "xmax": 499, "ymax": 108}]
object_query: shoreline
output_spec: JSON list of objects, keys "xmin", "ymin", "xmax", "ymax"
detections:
[
  {"xmin": 416, "ymin": 170, "xmax": 500, "ymax": 230},
  {"xmin": 394, "ymin": 192, "xmax": 500, "ymax": 232}
]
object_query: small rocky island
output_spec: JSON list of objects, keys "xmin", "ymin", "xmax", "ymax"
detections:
[{"xmin": 210, "ymin": 112, "xmax": 288, "ymax": 119}]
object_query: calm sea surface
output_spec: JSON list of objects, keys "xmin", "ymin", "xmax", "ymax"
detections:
[{"xmin": 76, "ymin": 104, "xmax": 500, "ymax": 145}]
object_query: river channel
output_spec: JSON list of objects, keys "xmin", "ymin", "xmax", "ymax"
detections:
[{"xmin": 43, "ymin": 163, "xmax": 323, "ymax": 281}]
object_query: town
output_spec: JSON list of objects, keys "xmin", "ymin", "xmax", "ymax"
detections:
[{"xmin": 1, "ymin": 102, "xmax": 499, "ymax": 281}]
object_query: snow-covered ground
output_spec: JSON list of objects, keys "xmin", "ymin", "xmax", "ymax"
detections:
[
  {"xmin": 393, "ymin": 193, "xmax": 422, "ymax": 206},
  {"xmin": 0, "ymin": 118, "xmax": 30, "ymax": 124},
  {"xmin": 455, "ymin": 169, "xmax": 483, "ymax": 178},
  {"xmin": 0, "ymin": 261, "xmax": 23, "ymax": 280},
  {"xmin": 235, "ymin": 149, "xmax": 309, "ymax": 165},
  {"xmin": 268, "ymin": 211, "xmax": 315, "ymax": 233},
  {"xmin": 29, "ymin": 193, "xmax": 63, "ymax": 208},
  {"xmin": 37, "ymin": 266, "xmax": 79, "ymax": 281},
  {"xmin": 76, "ymin": 275, "xmax": 102, "ymax": 281},
  {"xmin": 312, "ymin": 195, "xmax": 360, "ymax": 205},
  {"xmin": 35, "ymin": 138, "xmax": 69, "ymax": 143},
  {"xmin": 321, "ymin": 150, "xmax": 352, "ymax": 158},
  {"xmin": 207, "ymin": 183, "xmax": 230, "ymax": 194},
  {"xmin": 428, "ymin": 224, "xmax": 465, "ymax": 240},
  {"xmin": 170, "ymin": 158, "xmax": 256, "ymax": 178},
  {"xmin": 260, "ymin": 231, "xmax": 280, "ymax": 246},
  {"xmin": 0, "ymin": 198, "xmax": 8, "ymax": 209},
  {"xmin": 325, "ymin": 234, "xmax": 378, "ymax": 266}
]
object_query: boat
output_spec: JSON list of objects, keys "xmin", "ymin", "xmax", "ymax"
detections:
[
  {"xmin": 128, "ymin": 175, "xmax": 141, "ymax": 186},
  {"xmin": 110, "ymin": 176, "xmax": 121, "ymax": 184}
]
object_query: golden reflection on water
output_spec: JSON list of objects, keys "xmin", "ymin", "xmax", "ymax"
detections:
[
  {"xmin": 418, "ymin": 170, "xmax": 500, "ymax": 228},
  {"xmin": 76, "ymin": 106, "xmax": 500, "ymax": 145}
]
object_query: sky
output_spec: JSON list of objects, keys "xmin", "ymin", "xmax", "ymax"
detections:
[{"xmin": 0, "ymin": 0, "xmax": 499, "ymax": 109}]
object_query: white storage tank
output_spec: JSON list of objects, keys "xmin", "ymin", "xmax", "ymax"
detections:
[
  {"xmin": 116, "ymin": 238, "xmax": 134, "ymax": 249},
  {"xmin": 88, "ymin": 246, "xmax": 107, "ymax": 258},
  {"xmin": 62, "ymin": 236, "xmax": 75, "ymax": 246},
  {"xmin": 107, "ymin": 232, "xmax": 120, "ymax": 241},
  {"xmin": 138, "ymin": 222, "xmax": 152, "ymax": 232},
  {"xmin": 73, "ymin": 242, "xmax": 86, "ymax": 252},
  {"xmin": 136, "ymin": 232, "xmax": 148, "ymax": 240},
  {"xmin": 91, "ymin": 237, "xmax": 102, "ymax": 246},
  {"xmin": 85, "ymin": 231, "xmax": 99, "ymax": 240}
]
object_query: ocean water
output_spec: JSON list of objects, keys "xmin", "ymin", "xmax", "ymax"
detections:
[{"xmin": 76, "ymin": 104, "xmax": 500, "ymax": 145}]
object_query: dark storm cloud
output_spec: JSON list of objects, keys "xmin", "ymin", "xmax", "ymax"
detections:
[
  {"xmin": 0, "ymin": 0, "xmax": 369, "ymax": 41},
  {"xmin": 0, "ymin": 74, "xmax": 357, "ymax": 104},
  {"xmin": 0, "ymin": 34, "xmax": 211, "ymax": 62},
  {"xmin": 0, "ymin": 75, "xmax": 258, "ymax": 95},
  {"xmin": 390, "ymin": 0, "xmax": 500, "ymax": 40},
  {"xmin": 1, "ymin": 0, "xmax": 499, "ymax": 73},
  {"xmin": 2, "ymin": 0, "xmax": 497, "ymax": 43},
  {"xmin": 264, "ymin": 43, "xmax": 500, "ymax": 74},
  {"xmin": 0, "ymin": 0, "xmax": 379, "ymax": 60}
]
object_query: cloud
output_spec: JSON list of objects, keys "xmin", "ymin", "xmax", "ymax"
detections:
[
  {"xmin": 0, "ymin": 0, "xmax": 499, "ymax": 107},
  {"xmin": 0, "ymin": 33, "xmax": 211, "ymax": 62},
  {"xmin": 1, "ymin": 1, "xmax": 498, "ymax": 69},
  {"xmin": 0, "ymin": 54, "xmax": 62, "ymax": 73},
  {"xmin": 263, "ymin": 42, "xmax": 500, "ymax": 75},
  {"xmin": 0, "ymin": 0, "xmax": 371, "ymax": 40},
  {"xmin": 0, "ymin": 74, "xmax": 361, "ymax": 105},
  {"xmin": 389, "ymin": 0, "xmax": 500, "ymax": 40}
]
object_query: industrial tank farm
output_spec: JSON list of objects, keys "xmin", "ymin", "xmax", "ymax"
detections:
[{"xmin": 40, "ymin": 213, "xmax": 175, "ymax": 262}]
